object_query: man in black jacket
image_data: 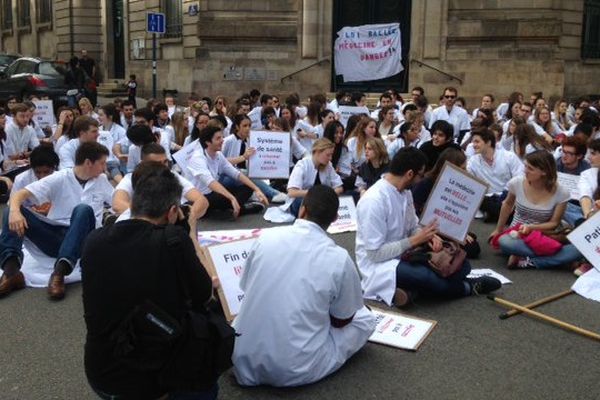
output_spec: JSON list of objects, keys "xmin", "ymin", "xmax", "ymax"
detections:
[{"xmin": 81, "ymin": 164, "xmax": 217, "ymax": 399}]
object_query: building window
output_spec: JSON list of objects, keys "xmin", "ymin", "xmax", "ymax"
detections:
[
  {"xmin": 582, "ymin": 0, "xmax": 600, "ymax": 59},
  {"xmin": 161, "ymin": 0, "xmax": 182, "ymax": 38},
  {"xmin": 1, "ymin": 0, "xmax": 12, "ymax": 31},
  {"xmin": 36, "ymin": 0, "xmax": 52, "ymax": 24},
  {"xmin": 17, "ymin": 0, "xmax": 30, "ymax": 28}
]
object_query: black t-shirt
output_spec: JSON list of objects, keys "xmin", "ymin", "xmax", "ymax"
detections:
[
  {"xmin": 358, "ymin": 161, "xmax": 389, "ymax": 190},
  {"xmin": 81, "ymin": 219, "xmax": 212, "ymax": 398},
  {"xmin": 419, "ymin": 140, "xmax": 462, "ymax": 171}
]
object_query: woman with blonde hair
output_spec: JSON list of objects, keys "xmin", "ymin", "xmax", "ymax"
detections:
[
  {"xmin": 552, "ymin": 99, "xmax": 572, "ymax": 131},
  {"xmin": 356, "ymin": 137, "xmax": 389, "ymax": 196},
  {"xmin": 209, "ymin": 96, "xmax": 227, "ymax": 116},
  {"xmin": 490, "ymin": 150, "xmax": 581, "ymax": 269},
  {"xmin": 287, "ymin": 138, "xmax": 343, "ymax": 216},
  {"xmin": 78, "ymin": 97, "xmax": 98, "ymax": 121},
  {"xmin": 346, "ymin": 117, "xmax": 379, "ymax": 173}
]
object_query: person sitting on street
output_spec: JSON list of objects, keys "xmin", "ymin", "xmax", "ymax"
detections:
[
  {"xmin": 233, "ymin": 185, "xmax": 375, "ymax": 387},
  {"xmin": 0, "ymin": 142, "xmax": 113, "ymax": 300},
  {"xmin": 356, "ymin": 147, "xmax": 501, "ymax": 307}
]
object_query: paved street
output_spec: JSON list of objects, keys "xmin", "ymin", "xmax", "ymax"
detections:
[{"xmin": 0, "ymin": 212, "xmax": 599, "ymax": 400}]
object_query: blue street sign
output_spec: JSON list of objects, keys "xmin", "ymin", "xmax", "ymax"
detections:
[{"xmin": 147, "ymin": 12, "xmax": 166, "ymax": 34}]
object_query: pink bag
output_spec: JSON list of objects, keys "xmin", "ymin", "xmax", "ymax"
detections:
[{"xmin": 522, "ymin": 230, "xmax": 563, "ymax": 256}]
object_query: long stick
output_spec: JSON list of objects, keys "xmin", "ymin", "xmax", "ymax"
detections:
[
  {"xmin": 499, "ymin": 290, "xmax": 574, "ymax": 319},
  {"xmin": 488, "ymin": 295, "xmax": 600, "ymax": 341}
]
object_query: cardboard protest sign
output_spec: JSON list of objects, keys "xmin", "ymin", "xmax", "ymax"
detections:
[
  {"xmin": 420, "ymin": 162, "xmax": 488, "ymax": 243},
  {"xmin": 337, "ymin": 105, "xmax": 370, "ymax": 128},
  {"xmin": 327, "ymin": 196, "xmax": 357, "ymax": 234},
  {"xmin": 201, "ymin": 237, "xmax": 258, "ymax": 321},
  {"xmin": 557, "ymin": 172, "xmax": 580, "ymax": 201},
  {"xmin": 334, "ymin": 23, "xmax": 403, "ymax": 82},
  {"xmin": 567, "ymin": 211, "xmax": 600, "ymax": 272},
  {"xmin": 248, "ymin": 131, "xmax": 290, "ymax": 179},
  {"xmin": 368, "ymin": 307, "xmax": 437, "ymax": 351},
  {"xmin": 32, "ymin": 100, "xmax": 55, "ymax": 129}
]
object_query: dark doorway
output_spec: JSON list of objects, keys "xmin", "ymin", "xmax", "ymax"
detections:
[
  {"xmin": 112, "ymin": 0, "xmax": 125, "ymax": 79},
  {"xmin": 332, "ymin": 0, "xmax": 411, "ymax": 92}
]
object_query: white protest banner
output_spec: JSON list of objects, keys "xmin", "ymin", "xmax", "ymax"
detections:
[
  {"xmin": 248, "ymin": 130, "xmax": 290, "ymax": 179},
  {"xmin": 567, "ymin": 211, "xmax": 600, "ymax": 272},
  {"xmin": 368, "ymin": 307, "xmax": 437, "ymax": 351},
  {"xmin": 32, "ymin": 100, "xmax": 55, "ymax": 128},
  {"xmin": 202, "ymin": 237, "xmax": 258, "ymax": 321},
  {"xmin": 172, "ymin": 139, "xmax": 199, "ymax": 175},
  {"xmin": 334, "ymin": 23, "xmax": 402, "ymax": 82},
  {"xmin": 557, "ymin": 172, "xmax": 580, "ymax": 201},
  {"xmin": 337, "ymin": 105, "xmax": 370, "ymax": 128},
  {"xmin": 327, "ymin": 196, "xmax": 357, "ymax": 234},
  {"xmin": 420, "ymin": 162, "xmax": 488, "ymax": 243},
  {"xmin": 197, "ymin": 228, "xmax": 267, "ymax": 247}
]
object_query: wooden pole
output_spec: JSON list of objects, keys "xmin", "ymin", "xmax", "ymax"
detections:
[
  {"xmin": 488, "ymin": 295, "xmax": 600, "ymax": 341},
  {"xmin": 499, "ymin": 290, "xmax": 574, "ymax": 319}
]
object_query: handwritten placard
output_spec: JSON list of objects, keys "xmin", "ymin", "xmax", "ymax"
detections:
[
  {"xmin": 327, "ymin": 196, "xmax": 357, "ymax": 234},
  {"xmin": 32, "ymin": 100, "xmax": 55, "ymax": 129},
  {"xmin": 202, "ymin": 237, "xmax": 258, "ymax": 321},
  {"xmin": 334, "ymin": 23, "xmax": 403, "ymax": 83},
  {"xmin": 557, "ymin": 172, "xmax": 580, "ymax": 201},
  {"xmin": 420, "ymin": 162, "xmax": 488, "ymax": 243},
  {"xmin": 248, "ymin": 130, "xmax": 290, "ymax": 179},
  {"xmin": 567, "ymin": 211, "xmax": 600, "ymax": 272},
  {"xmin": 368, "ymin": 307, "xmax": 437, "ymax": 351},
  {"xmin": 337, "ymin": 105, "xmax": 370, "ymax": 128}
]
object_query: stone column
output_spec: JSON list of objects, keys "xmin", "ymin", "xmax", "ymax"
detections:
[{"xmin": 302, "ymin": 0, "xmax": 318, "ymax": 58}]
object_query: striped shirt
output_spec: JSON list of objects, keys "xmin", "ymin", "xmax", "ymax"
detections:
[{"xmin": 508, "ymin": 176, "xmax": 569, "ymax": 227}]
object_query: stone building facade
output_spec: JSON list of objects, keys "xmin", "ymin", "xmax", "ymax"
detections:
[{"xmin": 1, "ymin": 0, "xmax": 599, "ymax": 106}]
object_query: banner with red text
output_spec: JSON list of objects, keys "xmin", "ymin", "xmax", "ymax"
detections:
[{"xmin": 334, "ymin": 23, "xmax": 403, "ymax": 82}]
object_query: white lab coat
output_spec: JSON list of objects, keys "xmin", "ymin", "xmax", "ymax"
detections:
[
  {"xmin": 233, "ymin": 219, "xmax": 375, "ymax": 386},
  {"xmin": 355, "ymin": 178, "xmax": 419, "ymax": 305}
]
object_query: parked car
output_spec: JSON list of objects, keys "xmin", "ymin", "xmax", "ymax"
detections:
[
  {"xmin": 0, "ymin": 53, "xmax": 20, "ymax": 74},
  {"xmin": 0, "ymin": 57, "xmax": 97, "ymax": 106}
]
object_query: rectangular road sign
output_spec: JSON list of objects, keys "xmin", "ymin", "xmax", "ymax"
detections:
[{"xmin": 147, "ymin": 12, "xmax": 166, "ymax": 34}]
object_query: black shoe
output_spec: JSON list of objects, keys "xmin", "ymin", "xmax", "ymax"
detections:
[
  {"xmin": 467, "ymin": 276, "xmax": 502, "ymax": 295},
  {"xmin": 241, "ymin": 202, "xmax": 265, "ymax": 215}
]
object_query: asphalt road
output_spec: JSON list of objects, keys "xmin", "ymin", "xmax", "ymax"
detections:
[{"xmin": 0, "ymin": 212, "xmax": 599, "ymax": 400}]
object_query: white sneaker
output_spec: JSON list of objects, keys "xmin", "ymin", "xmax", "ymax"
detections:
[
  {"xmin": 475, "ymin": 210, "xmax": 485, "ymax": 219},
  {"xmin": 271, "ymin": 192, "xmax": 287, "ymax": 204}
]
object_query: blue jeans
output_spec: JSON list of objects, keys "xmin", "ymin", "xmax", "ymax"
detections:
[
  {"xmin": 563, "ymin": 202, "xmax": 584, "ymax": 227},
  {"xmin": 0, "ymin": 205, "xmax": 96, "ymax": 271},
  {"xmin": 498, "ymin": 235, "xmax": 582, "ymax": 269},
  {"xmin": 219, "ymin": 175, "xmax": 279, "ymax": 200},
  {"xmin": 395, "ymin": 260, "xmax": 472, "ymax": 298},
  {"xmin": 90, "ymin": 383, "xmax": 218, "ymax": 400},
  {"xmin": 289, "ymin": 197, "xmax": 304, "ymax": 217}
]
